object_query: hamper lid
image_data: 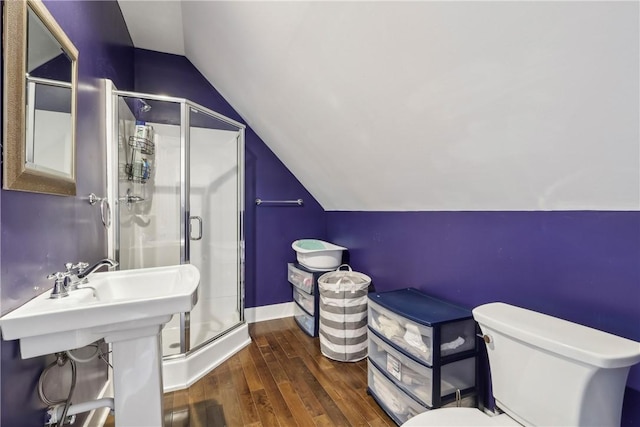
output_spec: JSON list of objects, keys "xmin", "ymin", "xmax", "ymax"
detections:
[{"xmin": 318, "ymin": 264, "xmax": 371, "ymax": 286}]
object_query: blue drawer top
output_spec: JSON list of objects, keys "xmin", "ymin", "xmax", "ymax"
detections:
[{"xmin": 368, "ymin": 288, "xmax": 472, "ymax": 326}]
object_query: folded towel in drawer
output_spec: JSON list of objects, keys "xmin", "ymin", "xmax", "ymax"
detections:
[{"xmin": 404, "ymin": 323, "xmax": 430, "ymax": 356}]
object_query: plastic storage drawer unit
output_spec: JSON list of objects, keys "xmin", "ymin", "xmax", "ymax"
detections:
[
  {"xmin": 289, "ymin": 263, "xmax": 322, "ymax": 337},
  {"xmin": 367, "ymin": 288, "xmax": 478, "ymax": 423},
  {"xmin": 368, "ymin": 292, "xmax": 476, "ymax": 366},
  {"xmin": 368, "ymin": 332, "xmax": 476, "ymax": 407}
]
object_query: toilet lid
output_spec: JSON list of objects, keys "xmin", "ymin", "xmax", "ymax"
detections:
[{"xmin": 402, "ymin": 408, "xmax": 520, "ymax": 426}]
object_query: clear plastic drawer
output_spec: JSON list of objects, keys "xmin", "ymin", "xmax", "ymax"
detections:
[
  {"xmin": 288, "ymin": 263, "xmax": 314, "ymax": 294},
  {"xmin": 293, "ymin": 285, "xmax": 315, "ymax": 315},
  {"xmin": 368, "ymin": 360, "xmax": 427, "ymax": 425},
  {"xmin": 368, "ymin": 332, "xmax": 476, "ymax": 407},
  {"xmin": 368, "ymin": 361, "xmax": 476, "ymax": 425},
  {"xmin": 368, "ymin": 299, "xmax": 475, "ymax": 366},
  {"xmin": 294, "ymin": 302, "xmax": 316, "ymax": 336},
  {"xmin": 368, "ymin": 299, "xmax": 434, "ymax": 365}
]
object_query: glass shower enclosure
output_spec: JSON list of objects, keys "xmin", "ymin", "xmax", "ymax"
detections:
[{"xmin": 106, "ymin": 82, "xmax": 245, "ymax": 359}]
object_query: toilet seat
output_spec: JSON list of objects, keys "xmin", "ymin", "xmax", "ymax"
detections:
[{"xmin": 402, "ymin": 408, "xmax": 520, "ymax": 426}]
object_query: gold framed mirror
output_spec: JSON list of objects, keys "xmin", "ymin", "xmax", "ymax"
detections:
[{"xmin": 3, "ymin": 0, "xmax": 78, "ymax": 195}]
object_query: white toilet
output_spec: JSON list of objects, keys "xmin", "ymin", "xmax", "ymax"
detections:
[{"xmin": 403, "ymin": 302, "xmax": 640, "ymax": 427}]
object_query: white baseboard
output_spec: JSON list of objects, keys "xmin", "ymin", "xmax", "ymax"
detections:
[
  {"xmin": 245, "ymin": 302, "xmax": 294, "ymax": 323},
  {"xmin": 85, "ymin": 377, "xmax": 113, "ymax": 427}
]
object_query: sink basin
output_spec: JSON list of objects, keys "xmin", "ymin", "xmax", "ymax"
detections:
[
  {"xmin": 0, "ymin": 264, "xmax": 199, "ymax": 358},
  {"xmin": 0, "ymin": 263, "xmax": 200, "ymax": 427}
]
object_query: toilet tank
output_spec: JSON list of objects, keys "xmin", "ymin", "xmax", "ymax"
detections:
[{"xmin": 473, "ymin": 303, "xmax": 640, "ymax": 427}]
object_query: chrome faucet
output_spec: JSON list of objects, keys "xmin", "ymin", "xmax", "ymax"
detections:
[
  {"xmin": 77, "ymin": 258, "xmax": 119, "ymax": 280},
  {"xmin": 66, "ymin": 258, "xmax": 119, "ymax": 290},
  {"xmin": 48, "ymin": 259, "xmax": 118, "ymax": 298}
]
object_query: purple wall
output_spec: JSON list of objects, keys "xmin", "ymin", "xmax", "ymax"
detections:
[
  {"xmin": 3, "ymin": 3, "xmax": 636, "ymax": 426},
  {"xmin": 327, "ymin": 210, "xmax": 640, "ymax": 425},
  {"xmin": 2, "ymin": 9, "xmax": 322, "ymax": 427},
  {"xmin": 132, "ymin": 49, "xmax": 327, "ymax": 308},
  {"xmin": 0, "ymin": 1, "xmax": 134, "ymax": 425}
]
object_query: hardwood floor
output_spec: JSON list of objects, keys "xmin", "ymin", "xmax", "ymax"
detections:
[{"xmin": 105, "ymin": 317, "xmax": 394, "ymax": 426}]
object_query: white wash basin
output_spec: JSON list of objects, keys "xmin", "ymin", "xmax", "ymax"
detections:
[{"xmin": 0, "ymin": 264, "xmax": 199, "ymax": 359}]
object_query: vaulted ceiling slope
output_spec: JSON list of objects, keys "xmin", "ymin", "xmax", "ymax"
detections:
[{"xmin": 119, "ymin": 1, "xmax": 639, "ymax": 211}]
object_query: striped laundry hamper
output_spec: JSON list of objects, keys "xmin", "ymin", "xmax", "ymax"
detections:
[{"xmin": 318, "ymin": 265, "xmax": 371, "ymax": 362}]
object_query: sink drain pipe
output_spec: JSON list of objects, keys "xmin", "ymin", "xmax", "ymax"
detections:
[
  {"xmin": 38, "ymin": 353, "xmax": 76, "ymax": 427},
  {"xmin": 39, "ymin": 345, "xmax": 112, "ymax": 426},
  {"xmin": 46, "ymin": 397, "xmax": 114, "ymax": 425}
]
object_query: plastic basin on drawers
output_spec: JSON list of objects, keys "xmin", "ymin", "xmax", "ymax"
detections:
[
  {"xmin": 294, "ymin": 303, "xmax": 316, "ymax": 336},
  {"xmin": 288, "ymin": 263, "xmax": 314, "ymax": 294},
  {"xmin": 368, "ymin": 332, "xmax": 476, "ymax": 407},
  {"xmin": 293, "ymin": 286, "xmax": 315, "ymax": 315},
  {"xmin": 368, "ymin": 299, "xmax": 475, "ymax": 366}
]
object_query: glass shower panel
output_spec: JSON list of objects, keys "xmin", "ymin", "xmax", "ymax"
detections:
[
  {"xmin": 117, "ymin": 96, "xmax": 182, "ymax": 270},
  {"xmin": 188, "ymin": 106, "xmax": 242, "ymax": 350},
  {"xmin": 116, "ymin": 96, "xmax": 183, "ymax": 356}
]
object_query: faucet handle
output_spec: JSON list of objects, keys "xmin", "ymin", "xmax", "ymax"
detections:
[
  {"xmin": 65, "ymin": 262, "xmax": 89, "ymax": 273},
  {"xmin": 47, "ymin": 271, "xmax": 71, "ymax": 299},
  {"xmin": 47, "ymin": 271, "xmax": 66, "ymax": 280},
  {"xmin": 74, "ymin": 262, "xmax": 89, "ymax": 272},
  {"xmin": 64, "ymin": 262, "xmax": 90, "ymax": 290}
]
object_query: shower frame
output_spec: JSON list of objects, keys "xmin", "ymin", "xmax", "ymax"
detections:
[{"xmin": 105, "ymin": 80, "xmax": 246, "ymax": 360}]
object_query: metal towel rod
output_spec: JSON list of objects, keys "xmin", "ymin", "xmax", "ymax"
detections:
[{"xmin": 255, "ymin": 198, "xmax": 303, "ymax": 206}]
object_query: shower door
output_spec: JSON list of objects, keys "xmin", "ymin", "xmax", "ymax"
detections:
[
  {"xmin": 107, "ymin": 82, "xmax": 245, "ymax": 359},
  {"xmin": 186, "ymin": 106, "xmax": 244, "ymax": 352}
]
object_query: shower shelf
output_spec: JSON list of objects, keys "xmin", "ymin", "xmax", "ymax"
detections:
[
  {"xmin": 126, "ymin": 135, "xmax": 154, "ymax": 183},
  {"xmin": 125, "ymin": 161, "xmax": 152, "ymax": 184},
  {"xmin": 128, "ymin": 136, "xmax": 155, "ymax": 155}
]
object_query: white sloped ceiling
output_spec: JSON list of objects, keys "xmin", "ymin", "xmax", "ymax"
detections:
[{"xmin": 120, "ymin": 1, "xmax": 639, "ymax": 211}]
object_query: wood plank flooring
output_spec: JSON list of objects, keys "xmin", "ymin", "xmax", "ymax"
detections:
[{"xmin": 105, "ymin": 317, "xmax": 394, "ymax": 427}]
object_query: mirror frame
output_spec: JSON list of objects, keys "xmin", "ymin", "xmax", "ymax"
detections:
[{"xmin": 3, "ymin": 0, "xmax": 78, "ymax": 196}]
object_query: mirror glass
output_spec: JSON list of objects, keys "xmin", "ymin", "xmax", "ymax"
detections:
[
  {"xmin": 3, "ymin": 0, "xmax": 78, "ymax": 195},
  {"xmin": 26, "ymin": 7, "xmax": 73, "ymax": 177}
]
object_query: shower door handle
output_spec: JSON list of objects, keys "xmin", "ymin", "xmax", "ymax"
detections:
[{"xmin": 189, "ymin": 216, "xmax": 203, "ymax": 241}]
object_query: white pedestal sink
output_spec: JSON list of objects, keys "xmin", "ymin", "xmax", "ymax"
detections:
[{"xmin": 0, "ymin": 264, "xmax": 200, "ymax": 427}]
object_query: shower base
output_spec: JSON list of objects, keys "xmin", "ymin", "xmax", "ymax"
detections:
[{"xmin": 162, "ymin": 322, "xmax": 250, "ymax": 392}]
